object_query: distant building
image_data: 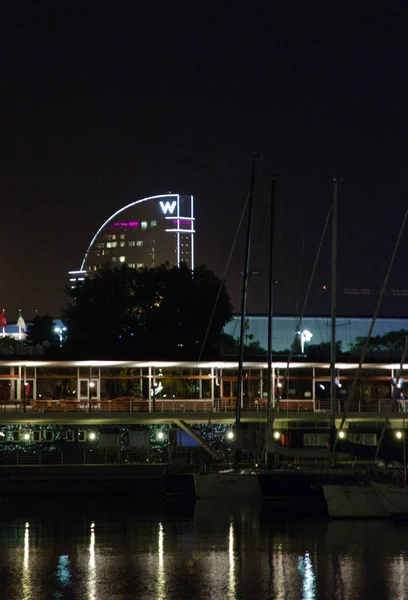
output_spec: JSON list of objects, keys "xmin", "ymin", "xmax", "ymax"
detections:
[
  {"xmin": 223, "ymin": 315, "xmax": 408, "ymax": 354},
  {"xmin": 69, "ymin": 193, "xmax": 195, "ymax": 285}
]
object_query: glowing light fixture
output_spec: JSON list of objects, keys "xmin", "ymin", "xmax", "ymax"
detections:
[
  {"xmin": 338, "ymin": 430, "xmax": 346, "ymax": 439},
  {"xmin": 226, "ymin": 430, "xmax": 235, "ymax": 441},
  {"xmin": 89, "ymin": 432, "xmax": 96, "ymax": 441},
  {"xmin": 273, "ymin": 430, "xmax": 281, "ymax": 440},
  {"xmin": 157, "ymin": 431, "xmax": 165, "ymax": 441},
  {"xmin": 299, "ymin": 329, "xmax": 313, "ymax": 353},
  {"xmin": 395, "ymin": 430, "xmax": 403, "ymax": 440}
]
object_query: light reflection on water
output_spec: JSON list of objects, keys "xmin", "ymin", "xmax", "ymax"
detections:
[
  {"xmin": 228, "ymin": 521, "xmax": 236, "ymax": 600},
  {"xmin": 157, "ymin": 522, "xmax": 165, "ymax": 600},
  {"xmin": 22, "ymin": 522, "xmax": 31, "ymax": 600},
  {"xmin": 298, "ymin": 552, "xmax": 315, "ymax": 600},
  {"xmin": 88, "ymin": 526, "xmax": 96, "ymax": 600},
  {"xmin": 1, "ymin": 501, "xmax": 408, "ymax": 599}
]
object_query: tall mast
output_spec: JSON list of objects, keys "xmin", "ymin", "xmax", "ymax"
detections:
[
  {"xmin": 266, "ymin": 173, "xmax": 278, "ymax": 445},
  {"xmin": 234, "ymin": 154, "xmax": 260, "ymax": 467},
  {"xmin": 330, "ymin": 179, "xmax": 339, "ymax": 428}
]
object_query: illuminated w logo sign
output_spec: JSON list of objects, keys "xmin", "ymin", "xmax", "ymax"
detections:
[{"xmin": 159, "ymin": 200, "xmax": 177, "ymax": 215}]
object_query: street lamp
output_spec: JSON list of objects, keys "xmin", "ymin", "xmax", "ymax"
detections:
[
  {"xmin": 395, "ymin": 430, "xmax": 403, "ymax": 440},
  {"xmin": 338, "ymin": 430, "xmax": 346, "ymax": 439},
  {"xmin": 226, "ymin": 430, "xmax": 235, "ymax": 441},
  {"xmin": 54, "ymin": 326, "xmax": 67, "ymax": 348},
  {"xmin": 89, "ymin": 432, "xmax": 96, "ymax": 441},
  {"xmin": 157, "ymin": 431, "xmax": 165, "ymax": 441},
  {"xmin": 273, "ymin": 430, "xmax": 281, "ymax": 440}
]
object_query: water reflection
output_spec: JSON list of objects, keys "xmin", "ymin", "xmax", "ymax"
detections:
[
  {"xmin": 390, "ymin": 553, "xmax": 408, "ymax": 600},
  {"xmin": 228, "ymin": 521, "xmax": 236, "ymax": 600},
  {"xmin": 88, "ymin": 523, "xmax": 96, "ymax": 600},
  {"xmin": 157, "ymin": 522, "xmax": 165, "ymax": 600},
  {"xmin": 3, "ymin": 500, "xmax": 408, "ymax": 599},
  {"xmin": 272, "ymin": 543, "xmax": 286, "ymax": 600},
  {"xmin": 22, "ymin": 522, "xmax": 31, "ymax": 600},
  {"xmin": 56, "ymin": 554, "xmax": 72, "ymax": 587},
  {"xmin": 298, "ymin": 552, "xmax": 315, "ymax": 600}
]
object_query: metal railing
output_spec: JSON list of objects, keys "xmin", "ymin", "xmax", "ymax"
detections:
[{"xmin": 0, "ymin": 397, "xmax": 405, "ymax": 414}]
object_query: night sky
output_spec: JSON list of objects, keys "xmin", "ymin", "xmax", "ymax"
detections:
[{"xmin": 1, "ymin": 4, "xmax": 408, "ymax": 321}]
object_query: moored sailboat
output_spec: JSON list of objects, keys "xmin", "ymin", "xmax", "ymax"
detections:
[{"xmin": 194, "ymin": 155, "xmax": 263, "ymax": 499}]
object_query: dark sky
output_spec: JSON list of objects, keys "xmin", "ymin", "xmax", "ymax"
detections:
[{"xmin": 1, "ymin": 3, "xmax": 408, "ymax": 320}]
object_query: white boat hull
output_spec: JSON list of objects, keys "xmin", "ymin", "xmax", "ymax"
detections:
[
  {"xmin": 194, "ymin": 472, "xmax": 261, "ymax": 499},
  {"xmin": 322, "ymin": 483, "xmax": 389, "ymax": 518},
  {"xmin": 370, "ymin": 482, "xmax": 408, "ymax": 516}
]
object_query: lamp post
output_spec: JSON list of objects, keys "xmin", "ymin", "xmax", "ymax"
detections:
[{"xmin": 54, "ymin": 326, "xmax": 67, "ymax": 348}]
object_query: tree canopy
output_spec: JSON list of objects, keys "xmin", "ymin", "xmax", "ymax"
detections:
[
  {"xmin": 348, "ymin": 329, "xmax": 408, "ymax": 356},
  {"xmin": 62, "ymin": 264, "xmax": 233, "ymax": 359},
  {"xmin": 27, "ymin": 314, "xmax": 60, "ymax": 348}
]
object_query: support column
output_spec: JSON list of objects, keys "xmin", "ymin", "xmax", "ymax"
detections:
[
  {"xmin": 391, "ymin": 368, "xmax": 394, "ymax": 400},
  {"xmin": 10, "ymin": 367, "xmax": 15, "ymax": 400},
  {"xmin": 17, "ymin": 366, "xmax": 21, "ymax": 401},
  {"xmin": 33, "ymin": 367, "xmax": 37, "ymax": 400},
  {"xmin": 272, "ymin": 366, "xmax": 275, "ymax": 407},
  {"xmin": 148, "ymin": 366, "xmax": 152, "ymax": 412},
  {"xmin": 210, "ymin": 367, "xmax": 214, "ymax": 402},
  {"xmin": 97, "ymin": 367, "xmax": 101, "ymax": 401},
  {"xmin": 259, "ymin": 368, "xmax": 263, "ymax": 408},
  {"xmin": 312, "ymin": 367, "xmax": 316, "ymax": 411},
  {"xmin": 140, "ymin": 367, "xmax": 143, "ymax": 399},
  {"xmin": 77, "ymin": 367, "xmax": 80, "ymax": 401},
  {"xmin": 199, "ymin": 369, "xmax": 202, "ymax": 399}
]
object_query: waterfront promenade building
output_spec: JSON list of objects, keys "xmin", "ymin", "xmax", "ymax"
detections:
[
  {"xmin": 0, "ymin": 358, "xmax": 405, "ymax": 453},
  {"xmin": 69, "ymin": 193, "xmax": 195, "ymax": 285}
]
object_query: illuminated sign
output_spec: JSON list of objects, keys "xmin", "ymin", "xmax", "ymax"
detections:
[{"xmin": 159, "ymin": 200, "xmax": 177, "ymax": 215}]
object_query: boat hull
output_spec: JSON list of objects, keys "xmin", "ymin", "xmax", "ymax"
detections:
[
  {"xmin": 194, "ymin": 472, "xmax": 261, "ymax": 499},
  {"xmin": 370, "ymin": 481, "xmax": 408, "ymax": 516},
  {"xmin": 322, "ymin": 483, "xmax": 389, "ymax": 518}
]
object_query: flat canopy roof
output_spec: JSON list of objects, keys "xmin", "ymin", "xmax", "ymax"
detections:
[{"xmin": 1, "ymin": 360, "xmax": 406, "ymax": 370}]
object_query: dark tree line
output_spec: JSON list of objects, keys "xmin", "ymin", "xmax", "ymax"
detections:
[{"xmin": 61, "ymin": 263, "xmax": 233, "ymax": 359}]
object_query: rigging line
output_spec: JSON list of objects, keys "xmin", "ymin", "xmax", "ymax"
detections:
[
  {"xmin": 296, "ymin": 237, "xmax": 305, "ymax": 322},
  {"xmin": 280, "ymin": 207, "xmax": 332, "ymax": 378},
  {"xmin": 246, "ymin": 163, "xmax": 273, "ymax": 286},
  {"xmin": 270, "ymin": 203, "xmax": 332, "ymax": 421},
  {"xmin": 196, "ymin": 188, "xmax": 251, "ymax": 365},
  {"xmin": 333, "ymin": 207, "xmax": 408, "ymax": 451},
  {"xmin": 374, "ymin": 334, "xmax": 408, "ymax": 461},
  {"xmin": 275, "ymin": 234, "xmax": 291, "ymax": 299}
]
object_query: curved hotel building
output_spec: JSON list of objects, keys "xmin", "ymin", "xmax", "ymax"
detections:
[{"xmin": 69, "ymin": 193, "xmax": 195, "ymax": 284}]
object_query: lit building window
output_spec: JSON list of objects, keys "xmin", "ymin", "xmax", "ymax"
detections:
[
  {"xmin": 103, "ymin": 234, "xmax": 116, "ymax": 241},
  {"xmin": 137, "ymin": 263, "xmax": 143, "ymax": 269},
  {"xmin": 120, "ymin": 234, "xmax": 125, "ymax": 240},
  {"xmin": 151, "ymin": 220, "xmax": 157, "ymax": 227},
  {"xmin": 128, "ymin": 263, "xmax": 136, "ymax": 268},
  {"xmin": 141, "ymin": 221, "xmax": 147, "ymax": 230},
  {"xmin": 112, "ymin": 257, "xmax": 117, "ymax": 263},
  {"xmin": 106, "ymin": 242, "xmax": 117, "ymax": 248},
  {"xmin": 128, "ymin": 241, "xmax": 136, "ymax": 247},
  {"xmin": 119, "ymin": 256, "xmax": 126, "ymax": 263},
  {"xmin": 120, "ymin": 241, "xmax": 125, "ymax": 247},
  {"xmin": 137, "ymin": 241, "xmax": 143, "ymax": 247}
]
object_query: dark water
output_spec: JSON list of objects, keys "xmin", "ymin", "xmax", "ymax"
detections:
[{"xmin": 0, "ymin": 498, "xmax": 408, "ymax": 599}]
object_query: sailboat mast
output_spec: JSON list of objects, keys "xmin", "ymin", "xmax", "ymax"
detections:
[
  {"xmin": 235, "ymin": 155, "xmax": 259, "ymax": 447},
  {"xmin": 266, "ymin": 174, "xmax": 278, "ymax": 438},
  {"xmin": 330, "ymin": 180, "xmax": 339, "ymax": 426}
]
